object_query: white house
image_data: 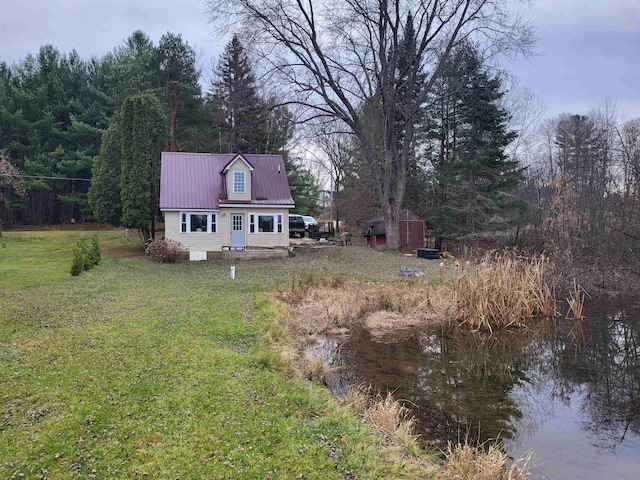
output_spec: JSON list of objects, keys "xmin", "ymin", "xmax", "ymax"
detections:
[{"xmin": 159, "ymin": 152, "xmax": 294, "ymax": 256}]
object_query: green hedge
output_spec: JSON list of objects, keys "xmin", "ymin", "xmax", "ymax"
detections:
[{"xmin": 70, "ymin": 235, "xmax": 101, "ymax": 276}]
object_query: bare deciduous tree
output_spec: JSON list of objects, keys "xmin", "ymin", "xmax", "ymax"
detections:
[
  {"xmin": 0, "ymin": 155, "xmax": 26, "ymax": 236},
  {"xmin": 309, "ymin": 124, "xmax": 355, "ymax": 233},
  {"xmin": 206, "ymin": 0, "xmax": 534, "ymax": 249}
]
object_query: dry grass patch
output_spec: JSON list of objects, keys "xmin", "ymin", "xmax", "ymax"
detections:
[
  {"xmin": 364, "ymin": 311, "xmax": 423, "ymax": 336},
  {"xmin": 277, "ymin": 252, "xmax": 560, "ymax": 337},
  {"xmin": 345, "ymin": 386, "xmax": 419, "ymax": 450},
  {"xmin": 277, "ymin": 279, "xmax": 439, "ymax": 335},
  {"xmin": 441, "ymin": 442, "xmax": 534, "ymax": 480},
  {"xmin": 447, "ymin": 252, "xmax": 557, "ymax": 331},
  {"xmin": 303, "ymin": 353, "xmax": 333, "ymax": 384}
]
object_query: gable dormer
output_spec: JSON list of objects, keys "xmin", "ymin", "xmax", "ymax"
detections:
[{"xmin": 222, "ymin": 154, "xmax": 253, "ymax": 201}]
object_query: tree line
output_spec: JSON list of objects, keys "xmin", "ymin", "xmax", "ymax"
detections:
[
  {"xmin": 227, "ymin": 0, "xmax": 636, "ymax": 266},
  {"xmin": 2, "ymin": 0, "xmax": 639, "ymax": 269},
  {"xmin": 0, "ymin": 31, "xmax": 320, "ymax": 231},
  {"xmin": 519, "ymin": 107, "xmax": 640, "ymax": 265}
]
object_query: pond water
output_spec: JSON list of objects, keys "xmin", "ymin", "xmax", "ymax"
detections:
[{"xmin": 313, "ymin": 299, "xmax": 640, "ymax": 479}]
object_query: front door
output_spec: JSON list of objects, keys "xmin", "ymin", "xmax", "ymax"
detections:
[{"xmin": 230, "ymin": 214, "xmax": 245, "ymax": 248}]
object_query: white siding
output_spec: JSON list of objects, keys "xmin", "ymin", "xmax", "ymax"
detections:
[{"xmin": 163, "ymin": 208, "xmax": 290, "ymax": 251}]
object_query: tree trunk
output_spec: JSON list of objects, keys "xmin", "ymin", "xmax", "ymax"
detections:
[
  {"xmin": 383, "ymin": 200, "xmax": 400, "ymax": 250},
  {"xmin": 169, "ymin": 89, "xmax": 178, "ymax": 152},
  {"xmin": 334, "ymin": 185, "xmax": 340, "ymax": 235},
  {"xmin": 140, "ymin": 226, "xmax": 151, "ymax": 244}
]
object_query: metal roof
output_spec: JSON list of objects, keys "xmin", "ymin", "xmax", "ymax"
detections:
[
  {"xmin": 160, "ymin": 152, "xmax": 294, "ymax": 210},
  {"xmin": 361, "ymin": 209, "xmax": 424, "ymax": 236}
]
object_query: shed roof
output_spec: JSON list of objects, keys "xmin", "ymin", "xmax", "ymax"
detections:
[
  {"xmin": 361, "ymin": 209, "xmax": 424, "ymax": 236},
  {"xmin": 160, "ymin": 152, "xmax": 294, "ymax": 210}
]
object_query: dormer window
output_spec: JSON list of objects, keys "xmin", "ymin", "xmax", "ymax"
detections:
[{"xmin": 233, "ymin": 171, "xmax": 246, "ymax": 194}]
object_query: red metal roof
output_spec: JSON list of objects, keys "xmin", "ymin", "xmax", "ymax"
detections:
[{"xmin": 160, "ymin": 152, "xmax": 294, "ymax": 210}]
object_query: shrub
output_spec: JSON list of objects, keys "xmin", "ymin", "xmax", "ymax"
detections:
[
  {"xmin": 70, "ymin": 235, "xmax": 101, "ymax": 276},
  {"xmin": 145, "ymin": 238, "xmax": 184, "ymax": 263},
  {"xmin": 70, "ymin": 254, "xmax": 84, "ymax": 276},
  {"xmin": 88, "ymin": 235, "xmax": 101, "ymax": 266}
]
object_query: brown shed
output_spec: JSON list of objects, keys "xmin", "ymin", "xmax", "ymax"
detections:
[{"xmin": 361, "ymin": 209, "xmax": 426, "ymax": 251}]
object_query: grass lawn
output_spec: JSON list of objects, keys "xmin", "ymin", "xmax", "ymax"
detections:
[{"xmin": 0, "ymin": 230, "xmax": 439, "ymax": 479}]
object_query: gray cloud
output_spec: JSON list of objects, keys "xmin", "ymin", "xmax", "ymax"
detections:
[
  {"xmin": 1, "ymin": 0, "xmax": 638, "ymax": 121},
  {"xmin": 505, "ymin": 0, "xmax": 640, "ymax": 119}
]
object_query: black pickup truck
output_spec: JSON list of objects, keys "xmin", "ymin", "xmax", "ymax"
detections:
[{"xmin": 288, "ymin": 214, "xmax": 306, "ymax": 238}]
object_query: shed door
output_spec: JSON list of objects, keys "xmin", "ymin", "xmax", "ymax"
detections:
[{"xmin": 230, "ymin": 214, "xmax": 245, "ymax": 247}]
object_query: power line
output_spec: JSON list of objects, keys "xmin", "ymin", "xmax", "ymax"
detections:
[{"xmin": 0, "ymin": 173, "xmax": 92, "ymax": 181}]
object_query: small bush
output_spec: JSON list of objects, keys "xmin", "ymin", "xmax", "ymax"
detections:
[
  {"xmin": 70, "ymin": 255, "xmax": 84, "ymax": 276},
  {"xmin": 88, "ymin": 235, "xmax": 101, "ymax": 265},
  {"xmin": 146, "ymin": 238, "xmax": 184, "ymax": 263},
  {"xmin": 70, "ymin": 235, "xmax": 101, "ymax": 276}
]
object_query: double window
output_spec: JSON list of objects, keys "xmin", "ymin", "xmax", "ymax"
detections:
[
  {"xmin": 233, "ymin": 171, "xmax": 246, "ymax": 194},
  {"xmin": 249, "ymin": 213, "xmax": 283, "ymax": 234},
  {"xmin": 180, "ymin": 212, "xmax": 218, "ymax": 233}
]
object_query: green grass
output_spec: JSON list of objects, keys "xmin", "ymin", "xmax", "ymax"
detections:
[{"xmin": 0, "ymin": 231, "xmax": 435, "ymax": 479}]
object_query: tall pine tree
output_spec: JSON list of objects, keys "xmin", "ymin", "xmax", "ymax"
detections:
[
  {"xmin": 211, "ymin": 35, "xmax": 267, "ymax": 153},
  {"xmin": 156, "ymin": 33, "xmax": 201, "ymax": 152},
  {"xmin": 426, "ymin": 43, "xmax": 523, "ymax": 243}
]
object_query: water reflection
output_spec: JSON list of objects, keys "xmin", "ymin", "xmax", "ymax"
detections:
[
  {"xmin": 318, "ymin": 299, "xmax": 640, "ymax": 478},
  {"xmin": 569, "ymin": 309, "xmax": 640, "ymax": 450},
  {"xmin": 329, "ymin": 326, "xmax": 535, "ymax": 447}
]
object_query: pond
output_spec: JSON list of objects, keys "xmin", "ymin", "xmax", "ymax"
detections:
[{"xmin": 312, "ymin": 299, "xmax": 640, "ymax": 479}]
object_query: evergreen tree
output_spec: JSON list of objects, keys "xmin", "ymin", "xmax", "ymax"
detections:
[
  {"xmin": 106, "ymin": 31, "xmax": 157, "ymax": 105},
  {"xmin": 0, "ymin": 32, "xmax": 317, "ymax": 227},
  {"xmin": 425, "ymin": 43, "xmax": 523, "ymax": 242},
  {"xmin": 88, "ymin": 112, "xmax": 123, "ymax": 226},
  {"xmin": 119, "ymin": 94, "xmax": 166, "ymax": 242},
  {"xmin": 553, "ymin": 114, "xmax": 608, "ymax": 245},
  {"xmin": 0, "ymin": 45, "xmax": 109, "ymax": 223},
  {"xmin": 286, "ymin": 157, "xmax": 321, "ymax": 215},
  {"xmin": 212, "ymin": 35, "xmax": 267, "ymax": 153},
  {"xmin": 156, "ymin": 32, "xmax": 201, "ymax": 152},
  {"xmin": 397, "ymin": 14, "xmax": 429, "ymax": 218}
]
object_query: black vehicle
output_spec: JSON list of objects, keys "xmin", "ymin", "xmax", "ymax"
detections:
[{"xmin": 288, "ymin": 214, "xmax": 306, "ymax": 238}]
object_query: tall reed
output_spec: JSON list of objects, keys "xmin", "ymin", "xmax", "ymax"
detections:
[
  {"xmin": 450, "ymin": 252, "xmax": 557, "ymax": 331},
  {"xmin": 566, "ymin": 279, "xmax": 588, "ymax": 320},
  {"xmin": 441, "ymin": 441, "xmax": 534, "ymax": 480}
]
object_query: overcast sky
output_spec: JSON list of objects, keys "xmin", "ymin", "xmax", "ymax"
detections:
[{"xmin": 2, "ymin": 0, "xmax": 639, "ymax": 121}]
